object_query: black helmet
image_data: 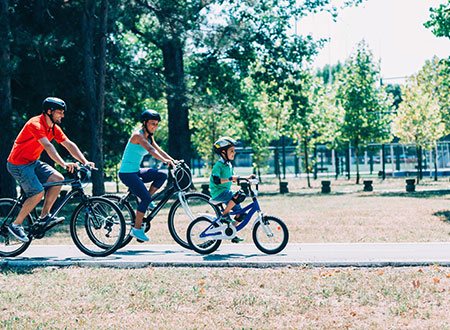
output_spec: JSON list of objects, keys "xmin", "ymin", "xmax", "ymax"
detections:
[
  {"xmin": 213, "ymin": 137, "xmax": 237, "ymax": 156},
  {"xmin": 42, "ymin": 97, "xmax": 66, "ymax": 113},
  {"xmin": 140, "ymin": 110, "xmax": 161, "ymax": 123}
]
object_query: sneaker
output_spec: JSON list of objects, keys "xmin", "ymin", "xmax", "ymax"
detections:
[
  {"xmin": 234, "ymin": 212, "xmax": 247, "ymax": 222},
  {"xmin": 8, "ymin": 224, "xmax": 30, "ymax": 243},
  {"xmin": 148, "ymin": 201, "xmax": 157, "ymax": 210},
  {"xmin": 38, "ymin": 215, "xmax": 64, "ymax": 227},
  {"xmin": 130, "ymin": 228, "xmax": 149, "ymax": 242},
  {"xmin": 231, "ymin": 236, "xmax": 244, "ymax": 243},
  {"xmin": 220, "ymin": 215, "xmax": 236, "ymax": 224}
]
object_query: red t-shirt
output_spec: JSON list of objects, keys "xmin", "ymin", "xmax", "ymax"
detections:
[{"xmin": 8, "ymin": 114, "xmax": 68, "ymax": 165}]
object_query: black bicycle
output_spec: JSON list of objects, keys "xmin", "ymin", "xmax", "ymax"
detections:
[
  {"xmin": 103, "ymin": 161, "xmax": 220, "ymax": 250},
  {"xmin": 0, "ymin": 165, "xmax": 125, "ymax": 257}
]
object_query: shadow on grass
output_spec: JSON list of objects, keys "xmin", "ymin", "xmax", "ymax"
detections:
[
  {"xmin": 433, "ymin": 210, "xmax": 450, "ymax": 224},
  {"xmin": 0, "ymin": 265, "xmax": 35, "ymax": 275},
  {"xmin": 358, "ymin": 189, "xmax": 450, "ymax": 199}
]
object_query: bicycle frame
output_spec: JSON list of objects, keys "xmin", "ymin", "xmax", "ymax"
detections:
[
  {"xmin": 198, "ymin": 180, "xmax": 264, "ymax": 240},
  {"xmin": 0, "ymin": 167, "xmax": 93, "ymax": 232},
  {"xmin": 119, "ymin": 162, "xmax": 198, "ymax": 222}
]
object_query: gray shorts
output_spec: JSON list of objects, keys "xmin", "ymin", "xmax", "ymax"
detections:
[
  {"xmin": 7, "ymin": 160, "xmax": 57, "ymax": 197},
  {"xmin": 212, "ymin": 190, "xmax": 242, "ymax": 211}
]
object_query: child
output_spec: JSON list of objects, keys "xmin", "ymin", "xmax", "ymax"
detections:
[{"xmin": 209, "ymin": 137, "xmax": 254, "ymax": 243}]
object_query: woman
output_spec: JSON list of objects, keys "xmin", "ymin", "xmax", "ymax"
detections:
[{"xmin": 119, "ymin": 110, "xmax": 176, "ymax": 241}]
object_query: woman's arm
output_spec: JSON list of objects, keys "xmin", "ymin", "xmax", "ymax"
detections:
[{"xmin": 133, "ymin": 133, "xmax": 174, "ymax": 167}]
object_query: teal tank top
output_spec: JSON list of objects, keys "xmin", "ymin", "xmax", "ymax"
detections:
[{"xmin": 119, "ymin": 131, "xmax": 150, "ymax": 173}]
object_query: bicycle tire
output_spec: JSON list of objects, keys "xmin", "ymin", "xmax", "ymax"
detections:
[
  {"xmin": 102, "ymin": 194, "xmax": 136, "ymax": 249},
  {"xmin": 168, "ymin": 192, "xmax": 220, "ymax": 249},
  {"xmin": 252, "ymin": 215, "xmax": 289, "ymax": 254},
  {"xmin": 0, "ymin": 198, "xmax": 32, "ymax": 257},
  {"xmin": 187, "ymin": 216, "xmax": 221, "ymax": 255},
  {"xmin": 70, "ymin": 197, "xmax": 125, "ymax": 257}
]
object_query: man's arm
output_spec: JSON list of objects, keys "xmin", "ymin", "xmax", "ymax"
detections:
[
  {"xmin": 60, "ymin": 139, "xmax": 94, "ymax": 167},
  {"xmin": 38, "ymin": 137, "xmax": 68, "ymax": 168}
]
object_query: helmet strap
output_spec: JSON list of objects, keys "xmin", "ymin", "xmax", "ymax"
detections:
[
  {"xmin": 220, "ymin": 149, "xmax": 230, "ymax": 163},
  {"xmin": 44, "ymin": 110, "xmax": 56, "ymax": 134}
]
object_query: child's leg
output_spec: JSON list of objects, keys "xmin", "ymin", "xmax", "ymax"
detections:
[{"xmin": 223, "ymin": 200, "xmax": 236, "ymax": 216}]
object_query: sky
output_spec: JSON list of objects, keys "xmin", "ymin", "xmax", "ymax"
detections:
[{"xmin": 297, "ymin": 0, "xmax": 450, "ymax": 84}]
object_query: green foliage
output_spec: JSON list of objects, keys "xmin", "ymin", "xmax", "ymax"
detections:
[
  {"xmin": 424, "ymin": 1, "xmax": 450, "ymax": 39},
  {"xmin": 393, "ymin": 77, "xmax": 445, "ymax": 150},
  {"xmin": 336, "ymin": 41, "xmax": 392, "ymax": 149}
]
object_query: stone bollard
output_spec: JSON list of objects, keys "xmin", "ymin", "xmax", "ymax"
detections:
[
  {"xmin": 201, "ymin": 184, "xmax": 210, "ymax": 196},
  {"xmin": 279, "ymin": 181, "xmax": 289, "ymax": 194},
  {"xmin": 363, "ymin": 180, "xmax": 373, "ymax": 192},
  {"xmin": 406, "ymin": 179, "xmax": 415, "ymax": 192},
  {"xmin": 321, "ymin": 180, "xmax": 331, "ymax": 193}
]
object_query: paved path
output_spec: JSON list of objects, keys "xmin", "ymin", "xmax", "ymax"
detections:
[{"xmin": 1, "ymin": 242, "xmax": 450, "ymax": 268}]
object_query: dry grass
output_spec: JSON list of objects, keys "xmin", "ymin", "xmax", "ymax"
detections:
[{"xmin": 1, "ymin": 265, "xmax": 450, "ymax": 329}]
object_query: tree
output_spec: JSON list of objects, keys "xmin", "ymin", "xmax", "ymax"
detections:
[
  {"xmin": 0, "ymin": 0, "xmax": 16, "ymax": 197},
  {"xmin": 336, "ymin": 41, "xmax": 392, "ymax": 184},
  {"xmin": 82, "ymin": 0, "xmax": 109, "ymax": 195},
  {"xmin": 392, "ymin": 76, "xmax": 445, "ymax": 183}
]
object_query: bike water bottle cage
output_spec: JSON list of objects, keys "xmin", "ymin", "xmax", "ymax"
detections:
[{"xmin": 231, "ymin": 190, "xmax": 246, "ymax": 204}]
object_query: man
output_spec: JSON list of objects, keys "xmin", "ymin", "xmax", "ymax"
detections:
[{"xmin": 6, "ymin": 97, "xmax": 95, "ymax": 242}]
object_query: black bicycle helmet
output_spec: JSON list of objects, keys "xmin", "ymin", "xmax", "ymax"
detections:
[
  {"xmin": 213, "ymin": 137, "xmax": 237, "ymax": 156},
  {"xmin": 42, "ymin": 97, "xmax": 66, "ymax": 113},
  {"xmin": 140, "ymin": 110, "xmax": 161, "ymax": 123}
]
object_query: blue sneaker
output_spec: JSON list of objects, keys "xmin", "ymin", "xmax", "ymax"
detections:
[
  {"xmin": 8, "ymin": 224, "xmax": 29, "ymax": 243},
  {"xmin": 148, "ymin": 201, "xmax": 157, "ymax": 210},
  {"xmin": 130, "ymin": 228, "xmax": 149, "ymax": 241}
]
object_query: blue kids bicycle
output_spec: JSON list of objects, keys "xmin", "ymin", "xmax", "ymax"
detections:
[{"xmin": 186, "ymin": 177, "xmax": 289, "ymax": 255}]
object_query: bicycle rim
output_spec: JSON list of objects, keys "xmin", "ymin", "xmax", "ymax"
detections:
[
  {"xmin": 187, "ymin": 217, "xmax": 221, "ymax": 255},
  {"xmin": 252, "ymin": 216, "xmax": 289, "ymax": 254},
  {"xmin": 168, "ymin": 192, "xmax": 220, "ymax": 249},
  {"xmin": 70, "ymin": 197, "xmax": 125, "ymax": 257},
  {"xmin": 0, "ymin": 198, "xmax": 32, "ymax": 257}
]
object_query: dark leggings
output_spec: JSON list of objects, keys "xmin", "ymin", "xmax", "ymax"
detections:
[{"xmin": 119, "ymin": 168, "xmax": 167, "ymax": 213}]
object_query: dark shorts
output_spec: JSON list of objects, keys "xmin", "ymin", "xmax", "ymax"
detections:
[{"xmin": 7, "ymin": 160, "xmax": 57, "ymax": 197}]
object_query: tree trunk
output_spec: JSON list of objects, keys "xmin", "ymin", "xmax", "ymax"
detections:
[
  {"xmin": 0, "ymin": 0, "xmax": 16, "ymax": 197},
  {"xmin": 355, "ymin": 140, "xmax": 360, "ymax": 184},
  {"xmin": 303, "ymin": 139, "xmax": 311, "ymax": 188},
  {"xmin": 415, "ymin": 144, "xmax": 421, "ymax": 184},
  {"xmin": 82, "ymin": 0, "xmax": 106, "ymax": 195},
  {"xmin": 162, "ymin": 38, "xmax": 192, "ymax": 166},
  {"xmin": 433, "ymin": 146, "xmax": 438, "ymax": 182}
]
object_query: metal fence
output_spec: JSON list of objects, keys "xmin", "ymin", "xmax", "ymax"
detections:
[{"xmin": 190, "ymin": 142, "xmax": 450, "ymax": 178}]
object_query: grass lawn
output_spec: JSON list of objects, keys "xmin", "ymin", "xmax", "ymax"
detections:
[
  {"xmin": 2, "ymin": 177, "xmax": 450, "ymax": 329},
  {"xmin": 1, "ymin": 265, "xmax": 450, "ymax": 329}
]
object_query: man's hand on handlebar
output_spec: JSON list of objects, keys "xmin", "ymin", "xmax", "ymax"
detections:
[{"xmin": 64, "ymin": 162, "xmax": 79, "ymax": 173}]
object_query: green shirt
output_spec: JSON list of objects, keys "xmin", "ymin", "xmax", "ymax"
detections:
[{"xmin": 209, "ymin": 159, "xmax": 234, "ymax": 199}]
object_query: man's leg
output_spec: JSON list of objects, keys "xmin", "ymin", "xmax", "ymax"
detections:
[
  {"xmin": 13, "ymin": 191, "xmax": 45, "ymax": 225},
  {"xmin": 40, "ymin": 172, "xmax": 64, "ymax": 217}
]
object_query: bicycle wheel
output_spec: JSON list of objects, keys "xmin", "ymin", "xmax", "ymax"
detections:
[
  {"xmin": 168, "ymin": 192, "xmax": 220, "ymax": 249},
  {"xmin": 252, "ymin": 215, "xmax": 289, "ymax": 254},
  {"xmin": 70, "ymin": 197, "xmax": 125, "ymax": 257},
  {"xmin": 102, "ymin": 194, "xmax": 135, "ymax": 249},
  {"xmin": 187, "ymin": 216, "xmax": 221, "ymax": 255},
  {"xmin": 0, "ymin": 198, "xmax": 32, "ymax": 257}
]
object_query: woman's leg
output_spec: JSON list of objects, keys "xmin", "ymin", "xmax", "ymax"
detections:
[
  {"xmin": 139, "ymin": 168, "xmax": 167, "ymax": 197},
  {"xmin": 119, "ymin": 172, "xmax": 152, "ymax": 229}
]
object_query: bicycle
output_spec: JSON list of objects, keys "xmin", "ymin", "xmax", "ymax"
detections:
[
  {"xmin": 0, "ymin": 165, "xmax": 126, "ymax": 257},
  {"xmin": 187, "ymin": 177, "xmax": 289, "ymax": 255},
  {"xmin": 103, "ymin": 161, "xmax": 220, "ymax": 250}
]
